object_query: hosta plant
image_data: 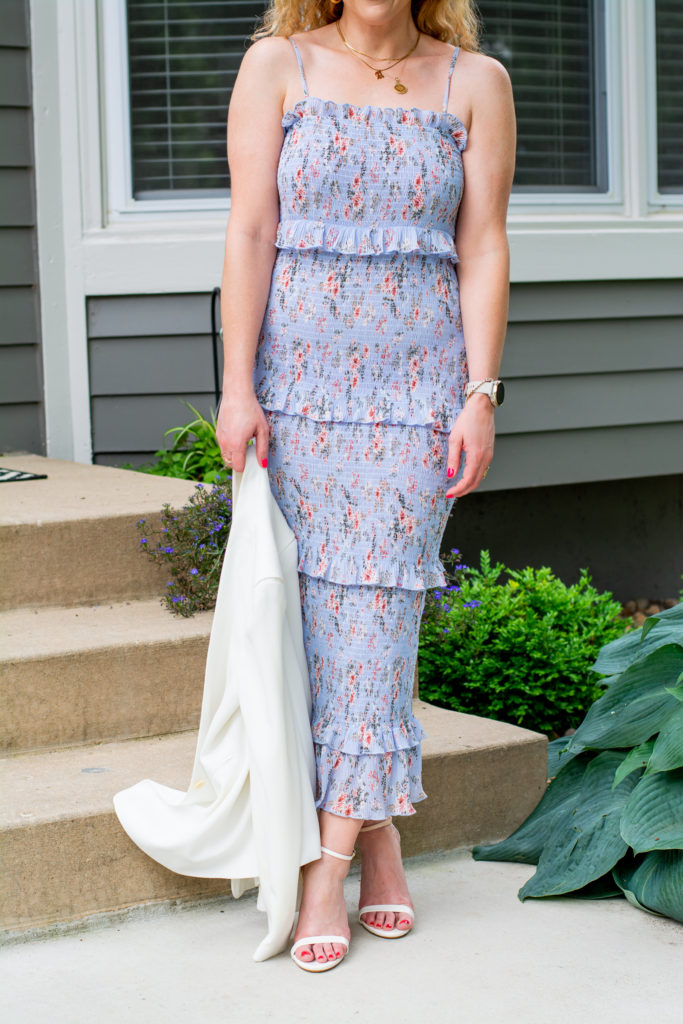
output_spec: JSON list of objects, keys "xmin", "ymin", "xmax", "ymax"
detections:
[{"xmin": 472, "ymin": 601, "xmax": 683, "ymax": 924}]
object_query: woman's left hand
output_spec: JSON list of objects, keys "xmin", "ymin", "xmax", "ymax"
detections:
[{"xmin": 445, "ymin": 394, "xmax": 496, "ymax": 498}]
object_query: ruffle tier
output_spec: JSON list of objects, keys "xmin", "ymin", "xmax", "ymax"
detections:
[
  {"xmin": 257, "ymin": 388, "xmax": 460, "ymax": 436},
  {"xmin": 312, "ymin": 709, "xmax": 426, "ymax": 756},
  {"xmin": 275, "ymin": 217, "xmax": 459, "ymax": 264},
  {"xmin": 296, "ymin": 537, "xmax": 448, "ymax": 591},
  {"xmin": 315, "ymin": 743, "xmax": 427, "ymax": 818}
]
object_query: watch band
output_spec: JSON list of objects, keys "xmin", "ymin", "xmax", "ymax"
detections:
[{"xmin": 465, "ymin": 379, "xmax": 504, "ymax": 407}]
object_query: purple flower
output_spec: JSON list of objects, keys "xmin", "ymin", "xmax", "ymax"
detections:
[
  {"xmin": 463, "ymin": 600, "xmax": 481, "ymax": 610},
  {"xmin": 139, "ymin": 538, "xmax": 147, "ymax": 545},
  {"xmin": 189, "ymin": 568, "xmax": 199, "ymax": 576}
]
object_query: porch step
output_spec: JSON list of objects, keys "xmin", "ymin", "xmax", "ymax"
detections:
[
  {"xmin": 0, "ymin": 454, "xmax": 198, "ymax": 611},
  {"xmin": 1, "ymin": 598, "xmax": 214, "ymax": 754},
  {"xmin": 0, "ymin": 702, "xmax": 547, "ymax": 936}
]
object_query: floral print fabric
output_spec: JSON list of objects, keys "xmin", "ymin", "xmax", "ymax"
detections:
[
  {"xmin": 299, "ymin": 572, "xmax": 427, "ymax": 818},
  {"xmin": 255, "ymin": 248, "xmax": 469, "ymax": 434},
  {"xmin": 264, "ymin": 409, "xmax": 463, "ymax": 590},
  {"xmin": 256, "ymin": 40, "xmax": 468, "ymax": 818}
]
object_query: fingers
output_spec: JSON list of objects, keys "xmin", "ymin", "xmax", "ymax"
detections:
[
  {"xmin": 446, "ymin": 448, "xmax": 492, "ymax": 498},
  {"xmin": 219, "ymin": 417, "xmax": 270, "ymax": 475},
  {"xmin": 228, "ymin": 445, "xmax": 247, "ymax": 474},
  {"xmin": 254, "ymin": 415, "xmax": 270, "ymax": 469}
]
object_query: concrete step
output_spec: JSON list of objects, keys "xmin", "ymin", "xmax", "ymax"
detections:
[
  {"xmin": 0, "ymin": 454, "xmax": 199, "ymax": 611},
  {"xmin": 1, "ymin": 701, "xmax": 547, "ymax": 936},
  {"xmin": 1, "ymin": 599, "xmax": 215, "ymax": 754}
]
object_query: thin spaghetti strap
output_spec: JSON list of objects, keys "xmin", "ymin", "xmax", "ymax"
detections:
[
  {"xmin": 288, "ymin": 36, "xmax": 309, "ymax": 98},
  {"xmin": 442, "ymin": 45, "xmax": 461, "ymax": 112}
]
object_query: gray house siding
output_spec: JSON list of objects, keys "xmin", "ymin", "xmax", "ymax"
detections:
[
  {"xmin": 0, "ymin": 0, "xmax": 44, "ymax": 455},
  {"xmin": 87, "ymin": 282, "xmax": 683, "ymax": 599},
  {"xmin": 88, "ymin": 280, "xmax": 683, "ymax": 485}
]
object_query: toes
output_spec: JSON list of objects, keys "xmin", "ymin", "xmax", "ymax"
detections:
[
  {"xmin": 313, "ymin": 943, "xmax": 327, "ymax": 963},
  {"xmin": 397, "ymin": 915, "xmax": 412, "ymax": 931},
  {"xmin": 383, "ymin": 912, "xmax": 395, "ymax": 931},
  {"xmin": 322, "ymin": 942, "xmax": 335, "ymax": 961},
  {"xmin": 296, "ymin": 945, "xmax": 314, "ymax": 963},
  {"xmin": 332, "ymin": 942, "xmax": 345, "ymax": 959}
]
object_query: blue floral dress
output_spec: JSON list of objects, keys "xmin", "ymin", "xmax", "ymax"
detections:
[{"xmin": 253, "ymin": 35, "xmax": 469, "ymax": 819}]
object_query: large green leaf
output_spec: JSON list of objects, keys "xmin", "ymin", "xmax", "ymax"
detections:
[
  {"xmin": 518, "ymin": 751, "xmax": 641, "ymax": 900},
  {"xmin": 565, "ymin": 872, "xmax": 623, "ymax": 900},
  {"xmin": 613, "ymin": 851, "xmax": 683, "ymax": 923},
  {"xmin": 646, "ymin": 704, "xmax": 683, "ymax": 775},
  {"xmin": 620, "ymin": 767, "xmax": 683, "ymax": 853},
  {"xmin": 612, "ymin": 740, "xmax": 655, "ymax": 789},
  {"xmin": 472, "ymin": 754, "xmax": 593, "ymax": 865},
  {"xmin": 565, "ymin": 645, "xmax": 683, "ymax": 754},
  {"xmin": 592, "ymin": 603, "xmax": 683, "ymax": 676},
  {"xmin": 547, "ymin": 735, "xmax": 581, "ymax": 778}
]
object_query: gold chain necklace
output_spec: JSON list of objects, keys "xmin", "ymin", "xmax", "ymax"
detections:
[{"xmin": 335, "ymin": 18, "xmax": 420, "ymax": 94}]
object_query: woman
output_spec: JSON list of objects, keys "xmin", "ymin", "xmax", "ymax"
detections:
[{"xmin": 217, "ymin": 0, "xmax": 515, "ymax": 971}]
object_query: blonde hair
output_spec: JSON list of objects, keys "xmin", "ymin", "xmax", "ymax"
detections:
[{"xmin": 251, "ymin": 1, "xmax": 483, "ymax": 52}]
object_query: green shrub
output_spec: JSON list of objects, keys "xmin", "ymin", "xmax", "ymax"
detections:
[
  {"xmin": 136, "ymin": 479, "xmax": 232, "ymax": 616},
  {"xmin": 473, "ymin": 601, "xmax": 683, "ymax": 924},
  {"xmin": 125, "ymin": 401, "xmax": 226, "ymax": 484},
  {"xmin": 418, "ymin": 549, "xmax": 629, "ymax": 738}
]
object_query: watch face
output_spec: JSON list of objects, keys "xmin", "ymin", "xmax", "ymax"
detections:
[{"xmin": 495, "ymin": 381, "xmax": 505, "ymax": 406}]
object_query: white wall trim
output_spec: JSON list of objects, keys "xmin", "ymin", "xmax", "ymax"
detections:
[
  {"xmin": 30, "ymin": 0, "xmax": 683, "ymax": 306},
  {"xmin": 30, "ymin": 0, "xmax": 93, "ymax": 463},
  {"xmin": 83, "ymin": 0, "xmax": 682, "ymax": 292}
]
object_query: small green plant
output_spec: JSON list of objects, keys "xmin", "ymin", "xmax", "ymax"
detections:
[
  {"xmin": 473, "ymin": 601, "xmax": 683, "ymax": 924},
  {"xmin": 418, "ymin": 549, "xmax": 629, "ymax": 738},
  {"xmin": 127, "ymin": 401, "xmax": 226, "ymax": 483},
  {"xmin": 136, "ymin": 479, "xmax": 232, "ymax": 616}
]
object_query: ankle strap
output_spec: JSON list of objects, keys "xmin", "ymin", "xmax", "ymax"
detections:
[
  {"xmin": 320, "ymin": 845, "xmax": 356, "ymax": 862},
  {"xmin": 359, "ymin": 817, "xmax": 393, "ymax": 833}
]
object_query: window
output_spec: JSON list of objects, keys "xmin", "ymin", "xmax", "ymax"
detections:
[
  {"xmin": 126, "ymin": 0, "xmax": 268, "ymax": 199},
  {"xmin": 476, "ymin": 0, "xmax": 608, "ymax": 193},
  {"xmin": 655, "ymin": 0, "xmax": 683, "ymax": 194}
]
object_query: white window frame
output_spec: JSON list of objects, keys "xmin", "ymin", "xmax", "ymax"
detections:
[
  {"xmin": 643, "ymin": 0, "xmax": 683, "ymax": 210},
  {"xmin": 102, "ymin": 0, "xmax": 636, "ymax": 220},
  {"xmin": 101, "ymin": 0, "xmax": 230, "ymax": 220}
]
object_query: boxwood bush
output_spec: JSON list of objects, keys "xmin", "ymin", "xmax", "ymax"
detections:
[{"xmin": 418, "ymin": 549, "xmax": 629, "ymax": 738}]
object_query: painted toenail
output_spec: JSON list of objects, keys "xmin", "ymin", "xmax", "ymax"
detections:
[
  {"xmin": 400, "ymin": 919, "xmax": 409, "ymax": 925},
  {"xmin": 318, "ymin": 956, "xmax": 326, "ymax": 961},
  {"xmin": 385, "ymin": 924, "xmax": 392, "ymax": 929},
  {"xmin": 335, "ymin": 952, "xmax": 342, "ymax": 958},
  {"xmin": 328, "ymin": 954, "xmax": 335, "ymax": 960}
]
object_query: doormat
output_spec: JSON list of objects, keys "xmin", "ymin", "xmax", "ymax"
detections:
[{"xmin": 0, "ymin": 467, "xmax": 48, "ymax": 483}]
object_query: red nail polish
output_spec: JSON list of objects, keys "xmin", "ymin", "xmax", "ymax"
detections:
[
  {"xmin": 261, "ymin": 458, "xmax": 268, "ymax": 468},
  {"xmin": 447, "ymin": 467, "xmax": 455, "ymax": 478}
]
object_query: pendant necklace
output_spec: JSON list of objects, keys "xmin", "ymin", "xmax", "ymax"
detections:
[{"xmin": 336, "ymin": 18, "xmax": 420, "ymax": 94}]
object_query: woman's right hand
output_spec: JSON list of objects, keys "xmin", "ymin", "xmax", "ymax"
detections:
[{"xmin": 216, "ymin": 388, "xmax": 270, "ymax": 473}]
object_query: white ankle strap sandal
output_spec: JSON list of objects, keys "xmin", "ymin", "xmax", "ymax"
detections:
[
  {"xmin": 357, "ymin": 817, "xmax": 415, "ymax": 938},
  {"xmin": 290, "ymin": 845, "xmax": 355, "ymax": 972}
]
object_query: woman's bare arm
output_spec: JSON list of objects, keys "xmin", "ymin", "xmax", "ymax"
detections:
[
  {"xmin": 217, "ymin": 36, "xmax": 292, "ymax": 472},
  {"xmin": 446, "ymin": 54, "xmax": 516, "ymax": 498}
]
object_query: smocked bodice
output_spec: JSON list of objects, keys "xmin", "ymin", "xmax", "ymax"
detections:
[{"xmin": 276, "ymin": 96, "xmax": 467, "ymax": 263}]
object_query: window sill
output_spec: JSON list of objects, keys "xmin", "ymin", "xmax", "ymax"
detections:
[{"xmin": 81, "ymin": 213, "xmax": 683, "ymax": 295}]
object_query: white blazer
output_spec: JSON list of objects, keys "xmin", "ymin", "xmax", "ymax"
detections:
[{"xmin": 113, "ymin": 444, "xmax": 321, "ymax": 961}]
